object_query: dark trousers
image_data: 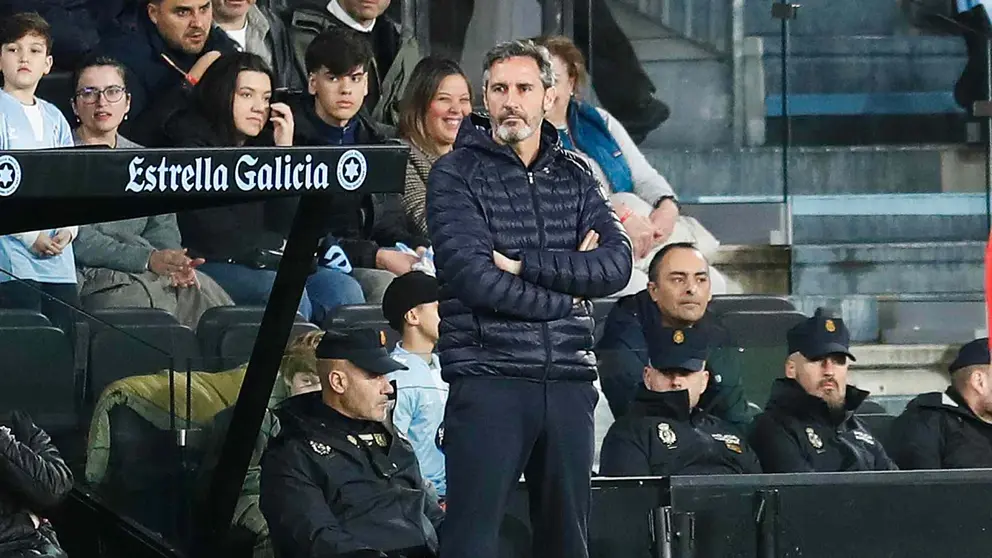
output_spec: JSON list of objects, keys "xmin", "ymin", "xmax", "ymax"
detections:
[
  {"xmin": 0, "ymin": 280, "xmax": 80, "ymax": 341},
  {"xmin": 440, "ymin": 378, "xmax": 598, "ymax": 558},
  {"xmin": 428, "ymin": 0, "xmax": 656, "ymax": 117}
]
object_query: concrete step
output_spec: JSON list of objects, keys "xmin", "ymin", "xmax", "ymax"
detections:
[
  {"xmin": 763, "ymin": 36, "xmax": 965, "ymax": 95},
  {"xmin": 792, "ymin": 241, "xmax": 985, "ymax": 296},
  {"xmin": 746, "ymin": 0, "xmax": 907, "ymax": 37},
  {"xmin": 645, "ymin": 144, "xmax": 960, "ymax": 198},
  {"xmin": 850, "ymin": 343, "xmax": 957, "ymax": 398}
]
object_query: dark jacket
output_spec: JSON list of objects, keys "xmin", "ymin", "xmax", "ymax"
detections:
[
  {"xmin": 273, "ymin": 0, "xmax": 401, "ymax": 112},
  {"xmin": 289, "ymin": 94, "xmax": 429, "ymax": 269},
  {"xmin": 99, "ymin": 11, "xmax": 239, "ymax": 146},
  {"xmin": 259, "ymin": 392, "xmax": 443, "ymax": 558},
  {"xmin": 888, "ymin": 387, "xmax": 992, "ymax": 470},
  {"xmin": 0, "ymin": 411, "xmax": 73, "ymax": 551},
  {"xmin": 427, "ymin": 114, "xmax": 632, "ymax": 383},
  {"xmin": 596, "ymin": 291, "xmax": 748, "ymax": 430},
  {"xmin": 749, "ymin": 379, "xmax": 898, "ymax": 473},
  {"xmin": 599, "ymin": 386, "xmax": 761, "ymax": 476},
  {"xmin": 165, "ymin": 109, "xmax": 298, "ymax": 263}
]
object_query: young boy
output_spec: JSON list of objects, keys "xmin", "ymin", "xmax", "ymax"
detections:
[
  {"xmin": 289, "ymin": 27, "xmax": 428, "ymax": 302},
  {"xmin": 382, "ymin": 271, "xmax": 447, "ymax": 498},
  {"xmin": 0, "ymin": 12, "xmax": 79, "ymax": 337}
]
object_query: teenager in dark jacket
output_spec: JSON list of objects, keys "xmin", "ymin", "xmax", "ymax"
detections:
[
  {"xmin": 260, "ymin": 329, "xmax": 443, "ymax": 558},
  {"xmin": 291, "ymin": 28, "xmax": 428, "ymax": 303},
  {"xmin": 167, "ymin": 52, "xmax": 365, "ymax": 323},
  {"xmin": 600, "ymin": 326, "xmax": 761, "ymax": 476},
  {"xmin": 0, "ymin": 410, "xmax": 73, "ymax": 558},
  {"xmin": 889, "ymin": 338, "xmax": 992, "ymax": 469},
  {"xmin": 99, "ymin": 0, "xmax": 239, "ymax": 146},
  {"xmin": 596, "ymin": 243, "xmax": 747, "ymax": 430},
  {"xmin": 749, "ymin": 310, "xmax": 897, "ymax": 473},
  {"xmin": 427, "ymin": 40, "xmax": 631, "ymax": 558}
]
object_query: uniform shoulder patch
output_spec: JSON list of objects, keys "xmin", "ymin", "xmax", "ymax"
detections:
[
  {"xmin": 711, "ymin": 433, "xmax": 743, "ymax": 454},
  {"xmin": 852, "ymin": 430, "xmax": 876, "ymax": 445}
]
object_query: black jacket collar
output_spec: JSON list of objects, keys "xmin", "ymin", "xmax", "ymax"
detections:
[
  {"xmin": 765, "ymin": 378, "xmax": 869, "ymax": 426},
  {"xmin": 454, "ymin": 112, "xmax": 563, "ymax": 171},
  {"xmin": 628, "ymin": 385, "xmax": 696, "ymax": 422},
  {"xmin": 289, "ymin": 92, "xmax": 393, "ymax": 146}
]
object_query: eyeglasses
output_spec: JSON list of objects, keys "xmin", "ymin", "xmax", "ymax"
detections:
[{"xmin": 74, "ymin": 85, "xmax": 127, "ymax": 104}]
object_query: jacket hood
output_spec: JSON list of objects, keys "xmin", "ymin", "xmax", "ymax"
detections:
[
  {"xmin": 454, "ymin": 112, "xmax": 564, "ymax": 170},
  {"xmin": 765, "ymin": 377, "xmax": 869, "ymax": 425}
]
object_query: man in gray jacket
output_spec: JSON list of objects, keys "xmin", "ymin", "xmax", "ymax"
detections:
[
  {"xmin": 74, "ymin": 214, "xmax": 233, "ymax": 328},
  {"xmin": 212, "ymin": 0, "xmax": 305, "ymax": 89}
]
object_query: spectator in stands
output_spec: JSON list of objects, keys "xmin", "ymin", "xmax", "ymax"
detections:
[
  {"xmin": 428, "ymin": 39, "xmax": 631, "ymax": 558},
  {"xmin": 0, "ymin": 13, "xmax": 81, "ymax": 340},
  {"xmin": 748, "ymin": 309, "xmax": 898, "ymax": 472},
  {"xmin": 275, "ymin": 0, "xmax": 399, "ymax": 116},
  {"xmin": 0, "ymin": 410, "xmax": 73, "ymax": 558},
  {"xmin": 382, "ymin": 271, "xmax": 447, "ymax": 498},
  {"xmin": 889, "ymin": 338, "xmax": 992, "ymax": 469},
  {"xmin": 599, "ymin": 325, "xmax": 761, "ymax": 476},
  {"xmin": 168, "ymin": 52, "xmax": 365, "ymax": 323},
  {"xmin": 597, "ymin": 244, "xmax": 747, "ymax": 430},
  {"xmin": 397, "ymin": 56, "xmax": 473, "ymax": 237},
  {"xmin": 0, "ymin": 2, "xmax": 100, "ymax": 71},
  {"xmin": 200, "ymin": 330, "xmax": 323, "ymax": 558},
  {"xmin": 260, "ymin": 328, "xmax": 443, "ymax": 558},
  {"xmin": 289, "ymin": 28, "xmax": 428, "ymax": 303},
  {"xmin": 98, "ymin": 0, "xmax": 239, "ymax": 146},
  {"xmin": 211, "ymin": 0, "xmax": 304, "ymax": 89},
  {"xmin": 70, "ymin": 55, "xmax": 234, "ymax": 328},
  {"xmin": 535, "ymin": 35, "xmax": 728, "ymax": 296}
]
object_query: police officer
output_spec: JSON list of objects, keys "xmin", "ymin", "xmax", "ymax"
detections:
[
  {"xmin": 889, "ymin": 338, "xmax": 992, "ymax": 469},
  {"xmin": 599, "ymin": 325, "xmax": 761, "ymax": 476},
  {"xmin": 748, "ymin": 309, "xmax": 897, "ymax": 473},
  {"xmin": 260, "ymin": 328, "xmax": 444, "ymax": 558}
]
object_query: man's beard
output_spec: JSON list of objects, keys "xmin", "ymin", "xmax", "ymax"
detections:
[
  {"xmin": 820, "ymin": 382, "xmax": 846, "ymax": 411},
  {"xmin": 492, "ymin": 109, "xmax": 540, "ymax": 144}
]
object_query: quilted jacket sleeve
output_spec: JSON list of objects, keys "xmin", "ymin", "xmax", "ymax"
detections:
[
  {"xmin": 517, "ymin": 170, "xmax": 632, "ymax": 298},
  {"xmin": 0, "ymin": 411, "xmax": 73, "ymax": 511},
  {"xmin": 427, "ymin": 165, "xmax": 575, "ymax": 322}
]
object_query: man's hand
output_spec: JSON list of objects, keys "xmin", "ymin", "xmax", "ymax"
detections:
[
  {"xmin": 492, "ymin": 250, "xmax": 522, "ymax": 275},
  {"xmin": 621, "ymin": 211, "xmax": 657, "ymax": 260},
  {"xmin": 188, "ymin": 50, "xmax": 222, "ymax": 82},
  {"xmin": 572, "ymin": 230, "xmax": 600, "ymax": 304},
  {"xmin": 376, "ymin": 249, "xmax": 419, "ymax": 275},
  {"xmin": 649, "ymin": 198, "xmax": 680, "ymax": 246},
  {"xmin": 30, "ymin": 233, "xmax": 61, "ymax": 257},
  {"xmin": 148, "ymin": 249, "xmax": 191, "ymax": 277},
  {"xmin": 170, "ymin": 256, "xmax": 204, "ymax": 288}
]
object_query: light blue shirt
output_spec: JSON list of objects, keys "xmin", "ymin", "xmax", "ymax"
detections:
[
  {"xmin": 388, "ymin": 342, "xmax": 448, "ymax": 496},
  {"xmin": 0, "ymin": 89, "xmax": 77, "ymax": 284}
]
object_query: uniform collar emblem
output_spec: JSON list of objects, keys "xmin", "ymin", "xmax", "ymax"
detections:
[
  {"xmin": 805, "ymin": 427, "xmax": 823, "ymax": 449},
  {"xmin": 657, "ymin": 422, "xmax": 678, "ymax": 447}
]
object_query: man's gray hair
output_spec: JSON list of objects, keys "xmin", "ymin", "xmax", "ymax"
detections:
[{"xmin": 482, "ymin": 39, "xmax": 557, "ymax": 90}]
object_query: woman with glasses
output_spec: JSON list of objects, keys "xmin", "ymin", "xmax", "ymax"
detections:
[{"xmin": 71, "ymin": 55, "xmax": 235, "ymax": 328}]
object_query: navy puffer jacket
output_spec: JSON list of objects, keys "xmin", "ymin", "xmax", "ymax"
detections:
[{"xmin": 427, "ymin": 114, "xmax": 633, "ymax": 383}]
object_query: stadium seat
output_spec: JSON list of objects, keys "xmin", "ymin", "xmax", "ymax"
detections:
[
  {"xmin": 0, "ymin": 326, "xmax": 79, "ymax": 436},
  {"xmin": 89, "ymin": 307, "xmax": 181, "ymax": 327},
  {"xmin": 217, "ymin": 322, "xmax": 321, "ymax": 370},
  {"xmin": 720, "ymin": 311, "xmax": 807, "ymax": 409},
  {"xmin": 35, "ymin": 71, "xmax": 74, "ymax": 125},
  {"xmin": 196, "ymin": 306, "xmax": 308, "ymax": 370},
  {"xmin": 324, "ymin": 304, "xmax": 399, "ymax": 347},
  {"xmin": 0, "ymin": 309, "xmax": 51, "ymax": 327},
  {"xmin": 708, "ymin": 295, "xmax": 796, "ymax": 316},
  {"xmin": 87, "ymin": 324, "xmax": 202, "ymax": 407},
  {"xmin": 857, "ymin": 413, "xmax": 897, "ymax": 449}
]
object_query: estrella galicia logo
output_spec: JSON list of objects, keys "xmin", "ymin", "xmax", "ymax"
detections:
[
  {"xmin": 0, "ymin": 155, "xmax": 22, "ymax": 197},
  {"xmin": 336, "ymin": 149, "xmax": 367, "ymax": 191}
]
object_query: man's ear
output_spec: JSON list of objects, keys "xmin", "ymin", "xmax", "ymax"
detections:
[
  {"xmin": 147, "ymin": 1, "xmax": 160, "ymax": 25},
  {"xmin": 700, "ymin": 370, "xmax": 710, "ymax": 393},
  {"xmin": 405, "ymin": 307, "xmax": 420, "ymax": 327},
  {"xmin": 784, "ymin": 355, "xmax": 798, "ymax": 379},
  {"xmin": 543, "ymin": 85, "xmax": 556, "ymax": 113},
  {"xmin": 328, "ymin": 368, "xmax": 348, "ymax": 395}
]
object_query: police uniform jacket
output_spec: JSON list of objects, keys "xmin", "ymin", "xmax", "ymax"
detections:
[
  {"xmin": 427, "ymin": 114, "xmax": 633, "ymax": 383},
  {"xmin": 888, "ymin": 387, "xmax": 992, "ymax": 469},
  {"xmin": 599, "ymin": 386, "xmax": 761, "ymax": 476},
  {"xmin": 259, "ymin": 392, "xmax": 444, "ymax": 558},
  {"xmin": 749, "ymin": 378, "xmax": 897, "ymax": 473}
]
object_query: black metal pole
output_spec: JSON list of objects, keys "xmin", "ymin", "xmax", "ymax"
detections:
[
  {"xmin": 195, "ymin": 195, "xmax": 328, "ymax": 555},
  {"xmin": 773, "ymin": 2, "xmax": 799, "ymax": 295}
]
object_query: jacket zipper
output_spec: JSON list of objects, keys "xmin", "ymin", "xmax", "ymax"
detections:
[{"xmin": 528, "ymin": 171, "xmax": 553, "ymax": 381}]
